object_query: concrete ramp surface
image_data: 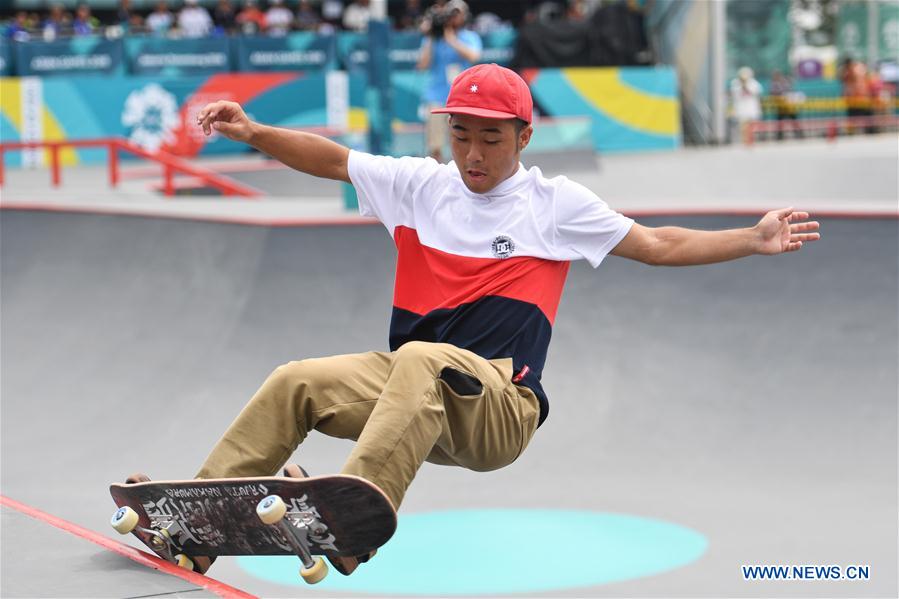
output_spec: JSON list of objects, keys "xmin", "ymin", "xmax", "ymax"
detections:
[{"xmin": 1, "ymin": 209, "xmax": 896, "ymax": 597}]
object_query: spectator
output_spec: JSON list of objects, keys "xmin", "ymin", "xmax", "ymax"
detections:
[
  {"xmin": 840, "ymin": 57, "xmax": 872, "ymax": 132},
  {"xmin": 146, "ymin": 0, "xmax": 174, "ymax": 36},
  {"xmin": 728, "ymin": 66, "xmax": 762, "ymax": 143},
  {"xmin": 265, "ymin": 0, "xmax": 294, "ymax": 36},
  {"xmin": 72, "ymin": 4, "xmax": 99, "ymax": 36},
  {"xmin": 117, "ymin": 0, "xmax": 135, "ymax": 26},
  {"xmin": 214, "ymin": 0, "xmax": 237, "ymax": 33},
  {"xmin": 343, "ymin": 0, "xmax": 372, "ymax": 32},
  {"xmin": 236, "ymin": 0, "xmax": 266, "ymax": 35},
  {"xmin": 5, "ymin": 11, "xmax": 32, "ymax": 40},
  {"xmin": 128, "ymin": 13, "xmax": 148, "ymax": 34},
  {"xmin": 417, "ymin": 0, "xmax": 482, "ymax": 161},
  {"xmin": 769, "ymin": 70, "xmax": 804, "ymax": 140},
  {"xmin": 295, "ymin": 0, "xmax": 320, "ymax": 31},
  {"xmin": 178, "ymin": 0, "xmax": 213, "ymax": 38},
  {"xmin": 398, "ymin": 0, "xmax": 423, "ymax": 30},
  {"xmin": 567, "ymin": 0, "xmax": 587, "ymax": 21},
  {"xmin": 42, "ymin": 4, "xmax": 71, "ymax": 41},
  {"xmin": 321, "ymin": 0, "xmax": 344, "ymax": 29}
]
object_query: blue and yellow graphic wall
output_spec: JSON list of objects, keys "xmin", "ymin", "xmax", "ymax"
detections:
[{"xmin": 0, "ymin": 66, "xmax": 681, "ymax": 166}]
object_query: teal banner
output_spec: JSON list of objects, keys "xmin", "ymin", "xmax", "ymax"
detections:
[
  {"xmin": 0, "ymin": 39, "xmax": 11, "ymax": 76},
  {"xmin": 14, "ymin": 37, "xmax": 125, "ymax": 76},
  {"xmin": 235, "ymin": 33, "xmax": 336, "ymax": 72},
  {"xmin": 481, "ymin": 29, "xmax": 517, "ymax": 66},
  {"xmin": 878, "ymin": 0, "xmax": 899, "ymax": 62},
  {"xmin": 837, "ymin": 1, "xmax": 870, "ymax": 63},
  {"xmin": 337, "ymin": 32, "xmax": 426, "ymax": 71},
  {"xmin": 126, "ymin": 36, "xmax": 230, "ymax": 76}
]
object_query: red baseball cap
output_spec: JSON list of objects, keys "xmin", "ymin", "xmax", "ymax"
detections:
[{"xmin": 431, "ymin": 63, "xmax": 533, "ymax": 124}]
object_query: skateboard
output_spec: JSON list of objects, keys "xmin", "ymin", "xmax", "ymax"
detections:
[{"xmin": 109, "ymin": 474, "xmax": 397, "ymax": 583}]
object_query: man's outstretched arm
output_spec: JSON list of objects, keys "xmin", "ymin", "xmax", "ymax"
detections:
[
  {"xmin": 196, "ymin": 101, "xmax": 351, "ymax": 183},
  {"xmin": 611, "ymin": 208, "xmax": 821, "ymax": 266}
]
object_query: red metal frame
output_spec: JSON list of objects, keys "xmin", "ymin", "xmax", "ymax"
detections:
[
  {"xmin": 745, "ymin": 114, "xmax": 899, "ymax": 145},
  {"xmin": 0, "ymin": 137, "xmax": 261, "ymax": 198}
]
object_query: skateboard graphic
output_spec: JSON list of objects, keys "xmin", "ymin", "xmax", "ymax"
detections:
[{"xmin": 109, "ymin": 474, "xmax": 397, "ymax": 583}]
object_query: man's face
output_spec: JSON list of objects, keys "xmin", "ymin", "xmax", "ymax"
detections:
[{"xmin": 449, "ymin": 114, "xmax": 531, "ymax": 194}]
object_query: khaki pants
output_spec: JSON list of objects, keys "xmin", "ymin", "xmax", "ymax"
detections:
[{"xmin": 196, "ymin": 341, "xmax": 541, "ymax": 509}]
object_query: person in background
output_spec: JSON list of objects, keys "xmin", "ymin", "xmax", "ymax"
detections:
[
  {"xmin": 769, "ymin": 70, "xmax": 804, "ymax": 141},
  {"xmin": 265, "ymin": 0, "xmax": 294, "ymax": 36},
  {"xmin": 117, "ymin": 0, "xmax": 134, "ymax": 27},
  {"xmin": 236, "ymin": 0, "xmax": 266, "ymax": 35},
  {"xmin": 214, "ymin": 0, "xmax": 237, "ymax": 34},
  {"xmin": 128, "ymin": 13, "xmax": 147, "ymax": 33},
  {"xmin": 840, "ymin": 57, "xmax": 871, "ymax": 133},
  {"xmin": 398, "ymin": 0, "xmax": 423, "ymax": 30},
  {"xmin": 343, "ymin": 0, "xmax": 372, "ymax": 32},
  {"xmin": 728, "ymin": 66, "xmax": 762, "ymax": 143},
  {"xmin": 321, "ymin": 0, "xmax": 343, "ymax": 31},
  {"xmin": 5, "ymin": 11, "xmax": 32, "ymax": 40},
  {"xmin": 147, "ymin": 0, "xmax": 174, "ymax": 36},
  {"xmin": 42, "ymin": 4, "xmax": 70, "ymax": 40},
  {"xmin": 72, "ymin": 4, "xmax": 99, "ymax": 35},
  {"xmin": 178, "ymin": 0, "xmax": 213, "ymax": 38},
  {"xmin": 417, "ymin": 0, "xmax": 482, "ymax": 162},
  {"xmin": 567, "ymin": 0, "xmax": 588, "ymax": 21},
  {"xmin": 295, "ymin": 0, "xmax": 320, "ymax": 31}
]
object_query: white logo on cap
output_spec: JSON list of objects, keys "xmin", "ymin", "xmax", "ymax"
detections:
[{"xmin": 470, "ymin": 84, "xmax": 478, "ymax": 93}]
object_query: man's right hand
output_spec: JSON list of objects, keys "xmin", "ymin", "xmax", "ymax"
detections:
[{"xmin": 196, "ymin": 101, "xmax": 255, "ymax": 143}]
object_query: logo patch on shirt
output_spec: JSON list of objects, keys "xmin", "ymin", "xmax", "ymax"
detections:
[{"xmin": 491, "ymin": 235, "xmax": 515, "ymax": 259}]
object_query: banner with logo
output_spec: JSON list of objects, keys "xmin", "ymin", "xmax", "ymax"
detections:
[
  {"xmin": 337, "ymin": 31, "xmax": 429, "ymax": 71},
  {"xmin": 234, "ymin": 33, "xmax": 337, "ymax": 72},
  {"xmin": 837, "ymin": 0, "xmax": 870, "ymax": 63},
  {"xmin": 878, "ymin": 0, "xmax": 899, "ymax": 62},
  {"xmin": 0, "ymin": 72, "xmax": 333, "ymax": 165},
  {"xmin": 481, "ymin": 29, "xmax": 516, "ymax": 66},
  {"xmin": 0, "ymin": 66, "xmax": 680, "ymax": 167},
  {"xmin": 0, "ymin": 39, "xmax": 12, "ymax": 76},
  {"xmin": 125, "ymin": 36, "xmax": 230, "ymax": 76},
  {"xmin": 14, "ymin": 37, "xmax": 125, "ymax": 77}
]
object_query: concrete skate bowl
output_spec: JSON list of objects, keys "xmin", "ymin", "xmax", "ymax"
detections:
[{"xmin": 1, "ymin": 208, "xmax": 896, "ymax": 597}]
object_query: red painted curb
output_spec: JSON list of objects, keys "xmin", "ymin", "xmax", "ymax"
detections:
[{"xmin": 0, "ymin": 495, "xmax": 258, "ymax": 599}]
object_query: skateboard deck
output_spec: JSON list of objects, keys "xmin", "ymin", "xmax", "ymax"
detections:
[{"xmin": 110, "ymin": 474, "xmax": 396, "ymax": 574}]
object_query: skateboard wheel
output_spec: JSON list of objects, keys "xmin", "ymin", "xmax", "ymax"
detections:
[
  {"xmin": 174, "ymin": 554, "xmax": 195, "ymax": 571},
  {"xmin": 110, "ymin": 506, "xmax": 139, "ymax": 534},
  {"xmin": 256, "ymin": 494, "xmax": 287, "ymax": 525},
  {"xmin": 300, "ymin": 557, "xmax": 328, "ymax": 584}
]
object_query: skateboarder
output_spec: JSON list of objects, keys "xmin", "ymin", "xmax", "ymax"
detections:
[{"xmin": 184, "ymin": 63, "xmax": 819, "ymax": 574}]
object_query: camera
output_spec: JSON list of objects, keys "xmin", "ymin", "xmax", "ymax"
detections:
[
  {"xmin": 424, "ymin": 5, "xmax": 451, "ymax": 38},
  {"xmin": 423, "ymin": 0, "xmax": 468, "ymax": 38}
]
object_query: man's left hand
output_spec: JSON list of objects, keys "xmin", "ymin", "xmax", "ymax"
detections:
[{"xmin": 754, "ymin": 208, "xmax": 821, "ymax": 255}]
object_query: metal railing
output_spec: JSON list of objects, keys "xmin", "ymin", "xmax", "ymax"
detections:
[
  {"xmin": 0, "ymin": 137, "xmax": 261, "ymax": 198},
  {"xmin": 744, "ymin": 114, "xmax": 899, "ymax": 145}
]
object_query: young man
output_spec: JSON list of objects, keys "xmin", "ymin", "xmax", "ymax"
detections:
[{"xmin": 189, "ymin": 63, "xmax": 819, "ymax": 574}]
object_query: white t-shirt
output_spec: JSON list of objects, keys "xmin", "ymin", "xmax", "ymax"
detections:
[
  {"xmin": 349, "ymin": 151, "xmax": 632, "ymax": 268},
  {"xmin": 178, "ymin": 6, "xmax": 212, "ymax": 38},
  {"xmin": 265, "ymin": 7, "xmax": 293, "ymax": 34},
  {"xmin": 348, "ymin": 150, "xmax": 633, "ymax": 426}
]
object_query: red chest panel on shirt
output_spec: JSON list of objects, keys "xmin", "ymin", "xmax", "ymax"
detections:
[{"xmin": 392, "ymin": 226, "xmax": 570, "ymax": 324}]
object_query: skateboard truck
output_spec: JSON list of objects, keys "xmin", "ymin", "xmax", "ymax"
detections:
[
  {"xmin": 111, "ymin": 506, "xmax": 195, "ymax": 570},
  {"xmin": 257, "ymin": 494, "xmax": 329, "ymax": 583}
]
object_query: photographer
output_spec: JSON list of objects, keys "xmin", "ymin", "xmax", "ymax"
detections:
[{"xmin": 417, "ymin": 0, "xmax": 481, "ymax": 161}]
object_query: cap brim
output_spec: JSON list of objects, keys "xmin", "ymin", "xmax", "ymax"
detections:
[{"xmin": 430, "ymin": 106, "xmax": 520, "ymax": 120}]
